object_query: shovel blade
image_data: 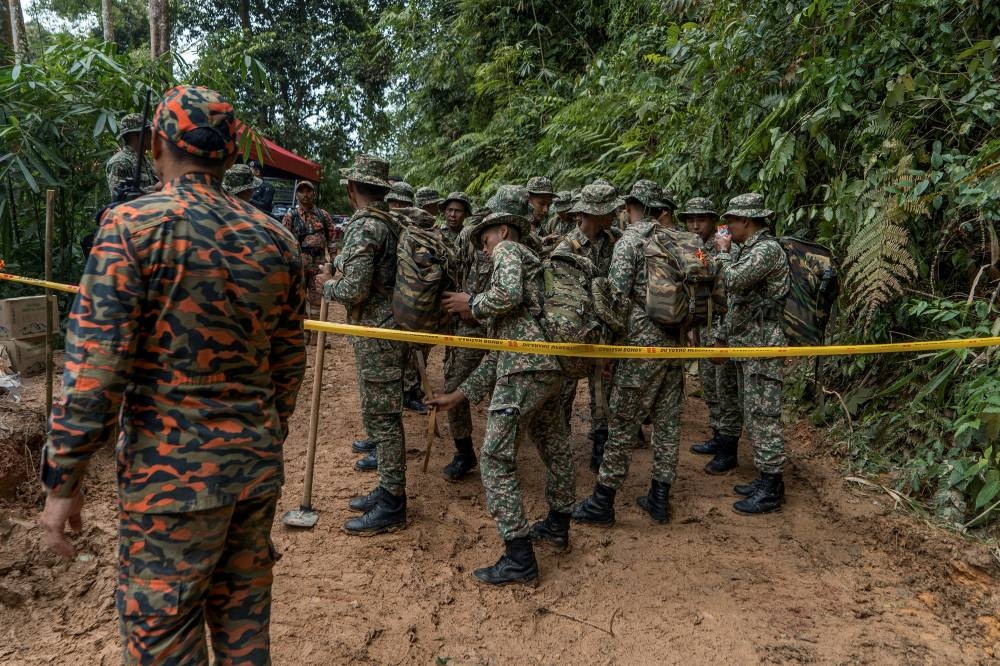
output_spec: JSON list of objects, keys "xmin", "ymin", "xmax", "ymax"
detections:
[{"xmin": 282, "ymin": 507, "xmax": 319, "ymax": 529}]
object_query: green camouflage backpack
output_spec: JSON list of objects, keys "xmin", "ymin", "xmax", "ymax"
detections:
[
  {"xmin": 392, "ymin": 225, "xmax": 457, "ymax": 332},
  {"xmin": 539, "ymin": 246, "xmax": 602, "ymax": 379},
  {"xmin": 643, "ymin": 226, "xmax": 722, "ymax": 332},
  {"xmin": 778, "ymin": 237, "xmax": 839, "ymax": 345}
]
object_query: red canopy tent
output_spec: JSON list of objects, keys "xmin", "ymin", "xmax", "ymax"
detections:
[{"xmin": 255, "ymin": 136, "xmax": 321, "ymax": 182}]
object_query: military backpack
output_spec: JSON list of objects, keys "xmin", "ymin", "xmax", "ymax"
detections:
[
  {"xmin": 643, "ymin": 226, "xmax": 723, "ymax": 333},
  {"xmin": 538, "ymin": 246, "xmax": 602, "ymax": 379},
  {"xmin": 777, "ymin": 237, "xmax": 839, "ymax": 345},
  {"xmin": 392, "ymin": 224, "xmax": 457, "ymax": 332}
]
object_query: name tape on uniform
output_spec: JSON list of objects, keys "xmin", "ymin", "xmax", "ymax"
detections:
[{"xmin": 4, "ymin": 272, "xmax": 998, "ymax": 359}]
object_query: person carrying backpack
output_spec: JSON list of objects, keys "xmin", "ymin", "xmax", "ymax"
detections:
[
  {"xmin": 714, "ymin": 193, "xmax": 790, "ymax": 515},
  {"xmin": 427, "ymin": 185, "xmax": 575, "ymax": 586},
  {"xmin": 678, "ymin": 197, "xmax": 744, "ymax": 473},
  {"xmin": 572, "ymin": 179, "xmax": 684, "ymax": 526}
]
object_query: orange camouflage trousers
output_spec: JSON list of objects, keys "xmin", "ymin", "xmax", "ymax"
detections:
[{"xmin": 116, "ymin": 493, "xmax": 280, "ymax": 665}]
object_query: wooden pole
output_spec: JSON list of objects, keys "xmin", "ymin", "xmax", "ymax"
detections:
[
  {"xmin": 300, "ymin": 299, "xmax": 329, "ymax": 510},
  {"xmin": 44, "ymin": 189, "xmax": 55, "ymax": 414}
]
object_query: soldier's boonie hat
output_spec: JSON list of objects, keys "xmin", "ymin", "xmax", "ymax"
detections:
[
  {"xmin": 415, "ymin": 187, "xmax": 443, "ymax": 207},
  {"xmin": 396, "ymin": 206, "xmax": 437, "ymax": 229},
  {"xmin": 624, "ymin": 179, "xmax": 666, "ymax": 210},
  {"xmin": 569, "ymin": 182, "xmax": 624, "ymax": 216},
  {"xmin": 658, "ymin": 187, "xmax": 678, "ymax": 212},
  {"xmin": 339, "ymin": 153, "xmax": 391, "ymax": 188},
  {"xmin": 117, "ymin": 112, "xmax": 151, "ymax": 139},
  {"xmin": 296, "ymin": 180, "xmax": 316, "ymax": 192},
  {"xmin": 552, "ymin": 190, "xmax": 574, "ymax": 213},
  {"xmin": 223, "ymin": 164, "xmax": 262, "ymax": 195},
  {"xmin": 473, "ymin": 185, "xmax": 532, "ymax": 245},
  {"xmin": 386, "ymin": 181, "xmax": 415, "ymax": 205},
  {"xmin": 154, "ymin": 86, "xmax": 239, "ymax": 160},
  {"xmin": 677, "ymin": 197, "xmax": 718, "ymax": 219},
  {"xmin": 442, "ymin": 191, "xmax": 473, "ymax": 214},
  {"xmin": 526, "ymin": 176, "xmax": 554, "ymax": 196},
  {"xmin": 722, "ymin": 192, "xmax": 774, "ymax": 219}
]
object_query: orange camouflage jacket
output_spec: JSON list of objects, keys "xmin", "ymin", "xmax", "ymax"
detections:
[{"xmin": 41, "ymin": 172, "xmax": 307, "ymax": 513}]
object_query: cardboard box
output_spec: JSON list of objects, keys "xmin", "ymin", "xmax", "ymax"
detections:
[
  {"xmin": 0, "ymin": 336, "xmax": 48, "ymax": 377},
  {"xmin": 0, "ymin": 296, "xmax": 58, "ymax": 339}
]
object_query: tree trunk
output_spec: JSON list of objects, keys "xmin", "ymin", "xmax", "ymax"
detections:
[
  {"xmin": 1, "ymin": 1, "xmax": 13, "ymax": 65},
  {"xmin": 238, "ymin": 0, "xmax": 251, "ymax": 35},
  {"xmin": 7, "ymin": 0, "xmax": 27, "ymax": 63},
  {"xmin": 101, "ymin": 0, "xmax": 113, "ymax": 44},
  {"xmin": 147, "ymin": 0, "xmax": 169, "ymax": 62}
]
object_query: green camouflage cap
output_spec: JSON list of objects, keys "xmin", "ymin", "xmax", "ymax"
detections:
[
  {"xmin": 386, "ymin": 180, "xmax": 415, "ymax": 205},
  {"xmin": 222, "ymin": 164, "xmax": 262, "ymax": 195},
  {"xmin": 552, "ymin": 190, "xmax": 574, "ymax": 212},
  {"xmin": 154, "ymin": 85, "xmax": 239, "ymax": 160},
  {"xmin": 473, "ymin": 184, "xmax": 532, "ymax": 245},
  {"xmin": 569, "ymin": 182, "xmax": 624, "ymax": 216},
  {"xmin": 415, "ymin": 187, "xmax": 443, "ymax": 207},
  {"xmin": 117, "ymin": 112, "xmax": 151, "ymax": 139},
  {"xmin": 442, "ymin": 191, "xmax": 473, "ymax": 214},
  {"xmin": 526, "ymin": 176, "xmax": 554, "ymax": 195},
  {"xmin": 624, "ymin": 179, "xmax": 666, "ymax": 209},
  {"xmin": 659, "ymin": 187, "xmax": 678, "ymax": 211},
  {"xmin": 339, "ymin": 153, "xmax": 391, "ymax": 188},
  {"xmin": 677, "ymin": 197, "xmax": 719, "ymax": 219},
  {"xmin": 722, "ymin": 192, "xmax": 774, "ymax": 219}
]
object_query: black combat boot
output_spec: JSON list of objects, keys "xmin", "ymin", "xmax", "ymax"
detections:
[
  {"xmin": 528, "ymin": 510, "xmax": 571, "ymax": 550},
  {"xmin": 403, "ymin": 390, "xmax": 429, "ymax": 414},
  {"xmin": 571, "ymin": 484, "xmax": 616, "ymax": 525},
  {"xmin": 733, "ymin": 472, "xmax": 785, "ymax": 515},
  {"xmin": 473, "ymin": 537, "xmax": 539, "ymax": 586},
  {"xmin": 636, "ymin": 479, "xmax": 670, "ymax": 523},
  {"xmin": 355, "ymin": 450, "xmax": 378, "ymax": 472},
  {"xmin": 704, "ymin": 434, "xmax": 739, "ymax": 475},
  {"xmin": 348, "ymin": 485, "xmax": 383, "ymax": 512},
  {"xmin": 343, "ymin": 490, "xmax": 406, "ymax": 535},
  {"xmin": 442, "ymin": 436, "xmax": 477, "ymax": 482},
  {"xmin": 589, "ymin": 428, "xmax": 609, "ymax": 473},
  {"xmin": 733, "ymin": 475, "xmax": 764, "ymax": 497},
  {"xmin": 690, "ymin": 428, "xmax": 720, "ymax": 455},
  {"xmin": 352, "ymin": 438, "xmax": 376, "ymax": 454}
]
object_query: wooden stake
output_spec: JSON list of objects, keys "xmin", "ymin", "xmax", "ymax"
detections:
[
  {"xmin": 44, "ymin": 189, "xmax": 55, "ymax": 415},
  {"xmin": 413, "ymin": 349, "xmax": 438, "ymax": 472},
  {"xmin": 301, "ymin": 299, "xmax": 330, "ymax": 510}
]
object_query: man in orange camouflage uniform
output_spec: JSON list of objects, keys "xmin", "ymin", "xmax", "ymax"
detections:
[
  {"xmin": 282, "ymin": 180, "xmax": 338, "ymax": 331},
  {"xmin": 38, "ymin": 85, "xmax": 307, "ymax": 665}
]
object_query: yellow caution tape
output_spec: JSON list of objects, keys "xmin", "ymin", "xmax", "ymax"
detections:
[{"xmin": 2, "ymin": 271, "xmax": 997, "ymax": 359}]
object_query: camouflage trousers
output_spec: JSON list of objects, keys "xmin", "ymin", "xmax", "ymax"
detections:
[
  {"xmin": 443, "ymin": 345, "xmax": 486, "ymax": 440},
  {"xmin": 352, "ymin": 336, "xmax": 407, "ymax": 495},
  {"xmin": 558, "ymin": 368, "xmax": 609, "ymax": 436},
  {"xmin": 735, "ymin": 358, "xmax": 786, "ymax": 474},
  {"xmin": 116, "ymin": 493, "xmax": 279, "ymax": 665},
  {"xmin": 598, "ymin": 358, "xmax": 683, "ymax": 489},
  {"xmin": 403, "ymin": 345, "xmax": 432, "ymax": 398},
  {"xmin": 481, "ymin": 370, "xmax": 573, "ymax": 541},
  {"xmin": 700, "ymin": 358, "xmax": 743, "ymax": 437}
]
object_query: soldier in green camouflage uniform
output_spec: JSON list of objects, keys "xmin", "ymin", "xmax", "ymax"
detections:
[
  {"xmin": 526, "ymin": 176, "xmax": 555, "ymax": 235},
  {"xmin": 39, "ymin": 86, "xmax": 306, "ymax": 665},
  {"xmin": 222, "ymin": 163, "xmax": 263, "ymax": 202},
  {"xmin": 440, "ymin": 197, "xmax": 495, "ymax": 482},
  {"xmin": 386, "ymin": 181, "xmax": 415, "ymax": 208},
  {"xmin": 323, "ymin": 154, "xmax": 409, "ymax": 535},
  {"xmin": 542, "ymin": 191, "xmax": 577, "ymax": 238},
  {"xmin": 105, "ymin": 112, "xmax": 159, "ymax": 196},
  {"xmin": 556, "ymin": 182, "xmax": 623, "ymax": 469},
  {"xmin": 441, "ymin": 191, "xmax": 472, "ymax": 246},
  {"xmin": 428, "ymin": 185, "xmax": 574, "ymax": 586},
  {"xmin": 678, "ymin": 197, "xmax": 745, "ymax": 470},
  {"xmin": 573, "ymin": 179, "xmax": 684, "ymax": 525},
  {"xmin": 416, "ymin": 186, "xmax": 443, "ymax": 217},
  {"xmin": 715, "ymin": 192, "xmax": 790, "ymax": 514}
]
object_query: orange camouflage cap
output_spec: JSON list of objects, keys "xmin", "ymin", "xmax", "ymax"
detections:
[{"xmin": 154, "ymin": 85, "xmax": 239, "ymax": 160}]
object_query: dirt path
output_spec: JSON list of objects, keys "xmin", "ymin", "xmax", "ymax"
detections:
[{"xmin": 1, "ymin": 320, "xmax": 999, "ymax": 665}]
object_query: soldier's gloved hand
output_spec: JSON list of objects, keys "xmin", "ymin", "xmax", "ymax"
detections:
[
  {"xmin": 426, "ymin": 390, "xmax": 465, "ymax": 411},
  {"xmin": 38, "ymin": 491, "xmax": 85, "ymax": 559}
]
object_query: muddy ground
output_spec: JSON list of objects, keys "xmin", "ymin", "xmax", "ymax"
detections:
[{"xmin": 1, "ymin": 318, "xmax": 999, "ymax": 665}]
